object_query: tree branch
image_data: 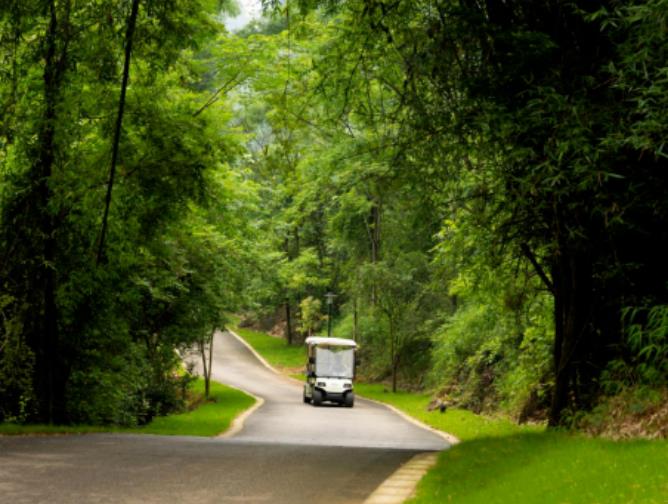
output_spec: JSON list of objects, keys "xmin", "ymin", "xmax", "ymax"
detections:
[
  {"xmin": 96, "ymin": 0, "xmax": 140, "ymax": 265},
  {"xmin": 520, "ymin": 243, "xmax": 554, "ymax": 294},
  {"xmin": 192, "ymin": 71, "xmax": 242, "ymax": 117}
]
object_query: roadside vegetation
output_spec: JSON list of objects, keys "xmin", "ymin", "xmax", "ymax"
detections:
[
  {"xmin": 128, "ymin": 379, "xmax": 255, "ymax": 437},
  {"xmin": 226, "ymin": 0, "xmax": 668, "ymax": 436},
  {"xmin": 0, "ymin": 379, "xmax": 254, "ymax": 437}
]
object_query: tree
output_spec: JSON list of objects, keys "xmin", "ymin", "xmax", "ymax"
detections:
[
  {"xmin": 338, "ymin": 0, "xmax": 668, "ymax": 424},
  {"xmin": 0, "ymin": 0, "xmax": 246, "ymax": 425}
]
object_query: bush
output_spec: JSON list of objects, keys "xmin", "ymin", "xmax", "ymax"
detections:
[
  {"xmin": 429, "ymin": 288, "xmax": 552, "ymax": 418},
  {"xmin": 602, "ymin": 305, "xmax": 668, "ymax": 393},
  {"xmin": 66, "ymin": 343, "xmax": 151, "ymax": 426},
  {"xmin": 0, "ymin": 300, "xmax": 36, "ymax": 423}
]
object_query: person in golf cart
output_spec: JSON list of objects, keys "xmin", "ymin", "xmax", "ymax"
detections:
[{"xmin": 303, "ymin": 337, "xmax": 357, "ymax": 407}]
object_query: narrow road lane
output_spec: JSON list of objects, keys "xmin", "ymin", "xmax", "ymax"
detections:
[{"xmin": 210, "ymin": 330, "xmax": 448, "ymax": 451}]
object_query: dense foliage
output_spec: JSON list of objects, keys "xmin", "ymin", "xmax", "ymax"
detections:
[
  {"xmin": 235, "ymin": 0, "xmax": 668, "ymax": 426},
  {"xmin": 0, "ymin": 0, "xmax": 256, "ymax": 425},
  {"xmin": 2, "ymin": 0, "xmax": 667, "ymax": 428}
]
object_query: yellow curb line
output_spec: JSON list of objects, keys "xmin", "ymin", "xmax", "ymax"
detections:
[
  {"xmin": 217, "ymin": 391, "xmax": 265, "ymax": 439},
  {"xmin": 358, "ymin": 396, "xmax": 460, "ymax": 446},
  {"xmin": 214, "ymin": 329, "xmax": 267, "ymax": 439},
  {"xmin": 363, "ymin": 452, "xmax": 439, "ymax": 504},
  {"xmin": 227, "ymin": 328, "xmax": 280, "ymax": 374}
]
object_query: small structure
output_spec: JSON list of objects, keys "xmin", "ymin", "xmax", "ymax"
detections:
[{"xmin": 303, "ymin": 336, "xmax": 357, "ymax": 407}]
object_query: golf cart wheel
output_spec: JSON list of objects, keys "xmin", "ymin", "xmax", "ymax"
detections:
[
  {"xmin": 344, "ymin": 392, "xmax": 354, "ymax": 408},
  {"xmin": 312, "ymin": 389, "xmax": 323, "ymax": 406}
]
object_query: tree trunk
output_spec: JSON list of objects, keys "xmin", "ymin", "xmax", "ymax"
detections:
[
  {"xmin": 548, "ymin": 249, "xmax": 593, "ymax": 426},
  {"xmin": 97, "ymin": 0, "xmax": 140, "ymax": 264},
  {"xmin": 199, "ymin": 329, "xmax": 215, "ymax": 400},
  {"xmin": 207, "ymin": 329, "xmax": 214, "ymax": 399},
  {"xmin": 367, "ymin": 200, "xmax": 381, "ymax": 305},
  {"xmin": 353, "ymin": 297, "xmax": 358, "ymax": 342},
  {"xmin": 285, "ymin": 299, "xmax": 293, "ymax": 345},
  {"xmin": 31, "ymin": 0, "xmax": 71, "ymax": 424},
  {"xmin": 389, "ymin": 316, "xmax": 397, "ymax": 393}
]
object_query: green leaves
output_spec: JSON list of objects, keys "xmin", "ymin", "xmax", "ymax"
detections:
[{"xmin": 0, "ymin": 0, "xmax": 265, "ymax": 425}]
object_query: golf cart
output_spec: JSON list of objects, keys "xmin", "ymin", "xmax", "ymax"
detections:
[{"xmin": 303, "ymin": 336, "xmax": 357, "ymax": 407}]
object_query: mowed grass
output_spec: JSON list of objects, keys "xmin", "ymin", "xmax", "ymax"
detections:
[
  {"xmin": 410, "ymin": 433, "xmax": 668, "ymax": 504},
  {"xmin": 232, "ymin": 326, "xmax": 668, "ymax": 504},
  {"xmin": 229, "ymin": 324, "xmax": 304, "ymax": 371},
  {"xmin": 0, "ymin": 379, "xmax": 255, "ymax": 437},
  {"xmin": 126, "ymin": 379, "xmax": 255, "ymax": 436},
  {"xmin": 354, "ymin": 384, "xmax": 668, "ymax": 503}
]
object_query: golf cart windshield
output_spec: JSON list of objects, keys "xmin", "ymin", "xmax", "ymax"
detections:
[{"xmin": 315, "ymin": 346, "xmax": 354, "ymax": 379}]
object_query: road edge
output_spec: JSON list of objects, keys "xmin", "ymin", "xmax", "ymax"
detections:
[
  {"xmin": 227, "ymin": 328, "xmax": 303, "ymax": 385},
  {"xmin": 218, "ymin": 390, "xmax": 265, "ymax": 439},
  {"xmin": 227, "ymin": 327, "xmax": 459, "ymax": 446},
  {"xmin": 363, "ymin": 452, "xmax": 439, "ymax": 504},
  {"xmin": 357, "ymin": 395, "xmax": 460, "ymax": 446}
]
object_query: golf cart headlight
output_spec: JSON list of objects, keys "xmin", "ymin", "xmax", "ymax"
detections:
[
  {"xmin": 344, "ymin": 383, "xmax": 352, "ymax": 389},
  {"xmin": 317, "ymin": 382, "xmax": 326, "ymax": 387}
]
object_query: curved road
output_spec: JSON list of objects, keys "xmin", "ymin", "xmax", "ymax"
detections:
[
  {"xmin": 211, "ymin": 330, "xmax": 447, "ymax": 451},
  {"xmin": 0, "ymin": 331, "xmax": 447, "ymax": 504}
]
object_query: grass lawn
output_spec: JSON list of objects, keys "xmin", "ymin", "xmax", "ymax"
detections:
[
  {"xmin": 0, "ymin": 378, "xmax": 255, "ymax": 437},
  {"xmin": 232, "ymin": 325, "xmax": 668, "ymax": 504},
  {"xmin": 411, "ymin": 432, "xmax": 668, "ymax": 504},
  {"xmin": 126, "ymin": 379, "xmax": 255, "ymax": 436},
  {"xmin": 229, "ymin": 321, "xmax": 304, "ymax": 372}
]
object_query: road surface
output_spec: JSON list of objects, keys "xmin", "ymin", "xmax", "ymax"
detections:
[
  {"xmin": 209, "ymin": 330, "xmax": 447, "ymax": 450},
  {"xmin": 0, "ymin": 331, "xmax": 447, "ymax": 504}
]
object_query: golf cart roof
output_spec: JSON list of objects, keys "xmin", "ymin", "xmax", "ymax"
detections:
[{"xmin": 305, "ymin": 336, "xmax": 357, "ymax": 348}]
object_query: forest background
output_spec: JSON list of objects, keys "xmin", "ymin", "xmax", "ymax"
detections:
[{"xmin": 1, "ymin": 0, "xmax": 667, "ymax": 432}]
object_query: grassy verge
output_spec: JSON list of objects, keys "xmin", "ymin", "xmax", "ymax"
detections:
[
  {"xmin": 411, "ymin": 432, "xmax": 667, "ymax": 504},
  {"xmin": 126, "ymin": 379, "xmax": 255, "ymax": 436},
  {"xmin": 355, "ymin": 384, "xmax": 668, "ymax": 503},
  {"xmin": 0, "ymin": 378, "xmax": 255, "ymax": 437},
  {"xmin": 353, "ymin": 383, "xmax": 537, "ymax": 440},
  {"xmin": 230, "ymin": 324, "xmax": 668, "ymax": 504},
  {"xmin": 229, "ymin": 321, "xmax": 304, "ymax": 372}
]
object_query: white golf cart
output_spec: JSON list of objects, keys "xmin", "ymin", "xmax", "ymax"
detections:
[{"xmin": 303, "ymin": 336, "xmax": 357, "ymax": 407}]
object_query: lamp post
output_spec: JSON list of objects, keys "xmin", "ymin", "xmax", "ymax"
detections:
[{"xmin": 325, "ymin": 292, "xmax": 336, "ymax": 337}]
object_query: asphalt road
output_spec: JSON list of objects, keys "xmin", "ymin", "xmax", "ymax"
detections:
[
  {"xmin": 0, "ymin": 331, "xmax": 447, "ymax": 504},
  {"xmin": 210, "ymin": 330, "xmax": 448, "ymax": 451}
]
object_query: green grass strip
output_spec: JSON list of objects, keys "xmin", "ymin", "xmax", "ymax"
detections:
[
  {"xmin": 410, "ymin": 432, "xmax": 668, "ymax": 503},
  {"xmin": 126, "ymin": 379, "xmax": 255, "ymax": 436},
  {"xmin": 230, "ymin": 323, "xmax": 304, "ymax": 370},
  {"xmin": 0, "ymin": 379, "xmax": 255, "ymax": 437}
]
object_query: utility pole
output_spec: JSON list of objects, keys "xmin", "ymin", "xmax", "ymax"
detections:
[{"xmin": 325, "ymin": 292, "xmax": 336, "ymax": 337}]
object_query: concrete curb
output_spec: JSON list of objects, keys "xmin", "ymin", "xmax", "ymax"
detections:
[
  {"xmin": 363, "ymin": 452, "xmax": 439, "ymax": 504},
  {"xmin": 218, "ymin": 391, "xmax": 265, "ymax": 439},
  {"xmin": 357, "ymin": 396, "xmax": 460, "ymax": 446}
]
